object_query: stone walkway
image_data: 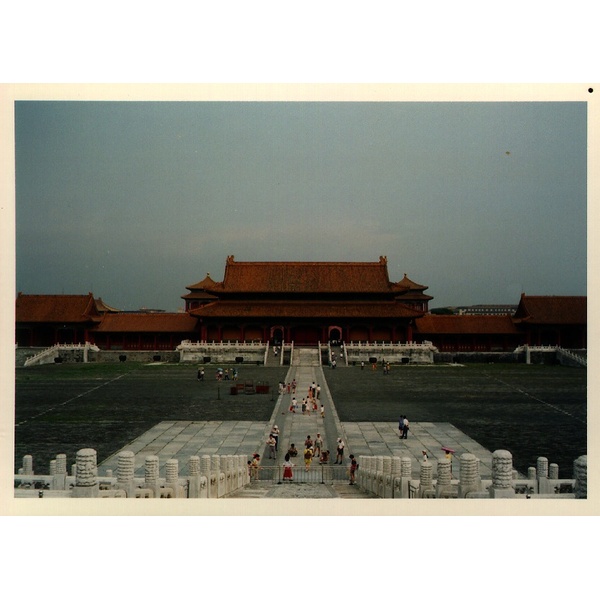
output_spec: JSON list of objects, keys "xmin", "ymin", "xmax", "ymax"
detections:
[{"xmin": 99, "ymin": 365, "xmax": 494, "ymax": 497}]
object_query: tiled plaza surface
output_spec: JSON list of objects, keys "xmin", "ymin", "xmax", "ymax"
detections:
[{"xmin": 100, "ymin": 365, "xmax": 494, "ymax": 481}]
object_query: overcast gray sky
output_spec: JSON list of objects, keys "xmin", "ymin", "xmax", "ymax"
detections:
[{"xmin": 14, "ymin": 100, "xmax": 587, "ymax": 311}]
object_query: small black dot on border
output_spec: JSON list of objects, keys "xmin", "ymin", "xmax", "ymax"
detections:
[{"xmin": 588, "ymin": 88, "xmax": 594, "ymax": 93}]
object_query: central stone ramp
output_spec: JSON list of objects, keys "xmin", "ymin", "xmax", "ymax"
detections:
[{"xmin": 269, "ymin": 366, "xmax": 343, "ymax": 471}]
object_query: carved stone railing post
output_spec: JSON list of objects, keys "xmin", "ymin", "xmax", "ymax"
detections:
[
  {"xmin": 382, "ymin": 456, "xmax": 392, "ymax": 498},
  {"xmin": 536, "ymin": 456, "xmax": 550, "ymax": 494},
  {"xmin": 115, "ymin": 451, "xmax": 135, "ymax": 497},
  {"xmin": 227, "ymin": 455, "xmax": 235, "ymax": 493},
  {"xmin": 401, "ymin": 456, "xmax": 412, "ymax": 479},
  {"xmin": 220, "ymin": 456, "xmax": 230, "ymax": 495},
  {"xmin": 144, "ymin": 455, "xmax": 160, "ymax": 498},
  {"xmin": 211, "ymin": 455, "xmax": 223, "ymax": 497},
  {"xmin": 201, "ymin": 455, "xmax": 216, "ymax": 497},
  {"xmin": 536, "ymin": 456, "xmax": 548, "ymax": 478},
  {"xmin": 239, "ymin": 455, "xmax": 245, "ymax": 487},
  {"xmin": 458, "ymin": 453, "xmax": 481, "ymax": 498},
  {"xmin": 549, "ymin": 463, "xmax": 559, "ymax": 480},
  {"xmin": 391, "ymin": 457, "xmax": 401, "ymax": 498},
  {"xmin": 23, "ymin": 455, "xmax": 34, "ymax": 476},
  {"xmin": 418, "ymin": 460, "xmax": 433, "ymax": 498},
  {"xmin": 573, "ymin": 455, "xmax": 587, "ymax": 499},
  {"xmin": 239, "ymin": 455, "xmax": 249, "ymax": 486},
  {"xmin": 369, "ymin": 456, "xmax": 377, "ymax": 493},
  {"xmin": 370, "ymin": 456, "xmax": 378, "ymax": 493},
  {"xmin": 72, "ymin": 448, "xmax": 99, "ymax": 498},
  {"xmin": 51, "ymin": 453, "xmax": 67, "ymax": 490},
  {"xmin": 362, "ymin": 456, "xmax": 373, "ymax": 493},
  {"xmin": 355, "ymin": 455, "xmax": 364, "ymax": 488},
  {"xmin": 436, "ymin": 457, "xmax": 452, "ymax": 498},
  {"xmin": 399, "ymin": 456, "xmax": 412, "ymax": 499},
  {"xmin": 165, "ymin": 459, "xmax": 180, "ymax": 498},
  {"xmin": 188, "ymin": 456, "xmax": 201, "ymax": 498},
  {"xmin": 375, "ymin": 456, "xmax": 384, "ymax": 496},
  {"xmin": 235, "ymin": 455, "xmax": 245, "ymax": 489},
  {"xmin": 489, "ymin": 450, "xmax": 515, "ymax": 498}
]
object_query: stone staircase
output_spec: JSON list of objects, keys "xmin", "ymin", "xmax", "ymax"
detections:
[
  {"xmin": 226, "ymin": 481, "xmax": 376, "ymax": 499},
  {"xmin": 264, "ymin": 348, "xmax": 282, "ymax": 366},
  {"xmin": 24, "ymin": 343, "xmax": 100, "ymax": 367},
  {"xmin": 293, "ymin": 347, "xmax": 321, "ymax": 367},
  {"xmin": 556, "ymin": 347, "xmax": 587, "ymax": 368}
]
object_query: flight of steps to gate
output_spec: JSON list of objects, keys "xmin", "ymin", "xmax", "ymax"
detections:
[{"xmin": 293, "ymin": 347, "xmax": 321, "ymax": 366}]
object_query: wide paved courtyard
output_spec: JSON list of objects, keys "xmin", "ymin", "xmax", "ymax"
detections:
[{"xmin": 14, "ymin": 361, "xmax": 586, "ymax": 481}]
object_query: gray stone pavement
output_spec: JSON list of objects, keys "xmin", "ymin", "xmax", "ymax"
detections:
[{"xmin": 99, "ymin": 365, "xmax": 494, "ymax": 491}]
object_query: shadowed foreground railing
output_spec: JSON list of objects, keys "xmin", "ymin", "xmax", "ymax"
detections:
[{"xmin": 14, "ymin": 449, "xmax": 587, "ymax": 499}]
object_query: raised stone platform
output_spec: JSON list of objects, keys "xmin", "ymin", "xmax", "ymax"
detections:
[
  {"xmin": 341, "ymin": 421, "xmax": 494, "ymax": 479},
  {"xmin": 99, "ymin": 419, "xmax": 494, "ymax": 481},
  {"xmin": 99, "ymin": 420, "xmax": 269, "ymax": 477}
]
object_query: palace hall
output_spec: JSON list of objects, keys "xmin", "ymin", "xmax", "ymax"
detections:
[
  {"xmin": 182, "ymin": 256, "xmax": 430, "ymax": 345},
  {"xmin": 15, "ymin": 256, "xmax": 586, "ymax": 352}
]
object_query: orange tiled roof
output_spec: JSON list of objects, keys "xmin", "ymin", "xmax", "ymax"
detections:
[
  {"xmin": 185, "ymin": 274, "xmax": 221, "ymax": 291},
  {"xmin": 513, "ymin": 295, "xmax": 587, "ymax": 324},
  {"xmin": 16, "ymin": 293, "xmax": 100, "ymax": 323},
  {"xmin": 94, "ymin": 312, "xmax": 198, "ymax": 333},
  {"xmin": 219, "ymin": 256, "xmax": 395, "ymax": 294},
  {"xmin": 414, "ymin": 314, "xmax": 519, "ymax": 335},
  {"xmin": 393, "ymin": 273, "xmax": 429, "ymax": 292},
  {"xmin": 190, "ymin": 300, "xmax": 423, "ymax": 319},
  {"xmin": 94, "ymin": 297, "xmax": 121, "ymax": 313}
]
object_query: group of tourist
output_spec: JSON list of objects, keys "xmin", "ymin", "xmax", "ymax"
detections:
[
  {"xmin": 280, "ymin": 380, "xmax": 321, "ymax": 398},
  {"xmin": 215, "ymin": 367, "xmax": 238, "ymax": 381},
  {"xmin": 329, "ymin": 349, "xmax": 343, "ymax": 368},
  {"xmin": 399, "ymin": 415, "xmax": 410, "ymax": 439},
  {"xmin": 282, "ymin": 438, "xmax": 357, "ymax": 483},
  {"xmin": 357, "ymin": 360, "xmax": 392, "ymax": 372},
  {"xmin": 289, "ymin": 397, "xmax": 325, "ymax": 417},
  {"xmin": 285, "ymin": 380, "xmax": 325, "ymax": 418},
  {"xmin": 252, "ymin": 431, "xmax": 358, "ymax": 485},
  {"xmin": 197, "ymin": 367, "xmax": 238, "ymax": 381},
  {"xmin": 278, "ymin": 379, "xmax": 298, "ymax": 395}
]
